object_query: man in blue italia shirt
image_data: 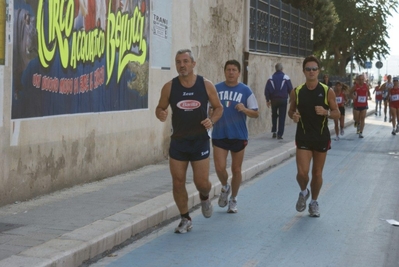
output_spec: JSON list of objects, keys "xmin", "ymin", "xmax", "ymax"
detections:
[{"xmin": 211, "ymin": 59, "xmax": 259, "ymax": 213}]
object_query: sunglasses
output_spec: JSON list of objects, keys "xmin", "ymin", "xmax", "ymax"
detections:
[{"xmin": 304, "ymin": 67, "xmax": 319, "ymax": 72}]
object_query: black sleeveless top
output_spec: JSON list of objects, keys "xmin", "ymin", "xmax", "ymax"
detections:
[
  {"xmin": 170, "ymin": 75, "xmax": 209, "ymax": 140},
  {"xmin": 295, "ymin": 83, "xmax": 330, "ymax": 141}
]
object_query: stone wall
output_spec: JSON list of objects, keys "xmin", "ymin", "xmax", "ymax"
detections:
[{"xmin": 0, "ymin": 0, "xmax": 305, "ymax": 206}]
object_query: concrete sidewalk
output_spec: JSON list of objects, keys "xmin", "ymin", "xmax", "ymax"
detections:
[{"xmin": 0, "ymin": 104, "xmax": 376, "ymax": 267}]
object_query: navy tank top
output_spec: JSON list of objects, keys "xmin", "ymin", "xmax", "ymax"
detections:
[{"xmin": 169, "ymin": 75, "xmax": 209, "ymax": 140}]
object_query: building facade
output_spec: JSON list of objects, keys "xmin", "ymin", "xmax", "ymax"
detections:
[{"xmin": 0, "ymin": 0, "xmax": 310, "ymax": 205}]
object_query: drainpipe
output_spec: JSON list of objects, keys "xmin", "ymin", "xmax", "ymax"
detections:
[{"xmin": 243, "ymin": 0, "xmax": 250, "ymax": 85}]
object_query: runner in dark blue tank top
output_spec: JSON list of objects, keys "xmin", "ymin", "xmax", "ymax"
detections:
[
  {"xmin": 169, "ymin": 75, "xmax": 209, "ymax": 140},
  {"xmin": 155, "ymin": 49, "xmax": 223, "ymax": 233}
]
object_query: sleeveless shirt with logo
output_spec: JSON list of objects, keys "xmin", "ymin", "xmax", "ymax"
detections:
[
  {"xmin": 295, "ymin": 83, "xmax": 330, "ymax": 142},
  {"xmin": 335, "ymin": 91, "xmax": 346, "ymax": 108},
  {"xmin": 169, "ymin": 75, "xmax": 209, "ymax": 140},
  {"xmin": 353, "ymin": 83, "xmax": 369, "ymax": 108},
  {"xmin": 390, "ymin": 87, "xmax": 399, "ymax": 109}
]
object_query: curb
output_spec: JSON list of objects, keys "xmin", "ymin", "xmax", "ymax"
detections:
[
  {"xmin": 0, "ymin": 142, "xmax": 297, "ymax": 267},
  {"xmin": 0, "ymin": 109, "xmax": 375, "ymax": 267}
]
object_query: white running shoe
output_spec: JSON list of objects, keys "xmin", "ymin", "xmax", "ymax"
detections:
[
  {"xmin": 227, "ymin": 199, "xmax": 237, "ymax": 213},
  {"xmin": 340, "ymin": 129, "xmax": 344, "ymax": 136},
  {"xmin": 309, "ymin": 201, "xmax": 320, "ymax": 217},
  {"xmin": 174, "ymin": 218, "xmax": 192, "ymax": 233},
  {"xmin": 201, "ymin": 198, "xmax": 213, "ymax": 218},
  {"xmin": 218, "ymin": 185, "xmax": 231, "ymax": 207},
  {"xmin": 296, "ymin": 189, "xmax": 309, "ymax": 212},
  {"xmin": 335, "ymin": 136, "xmax": 340, "ymax": 141}
]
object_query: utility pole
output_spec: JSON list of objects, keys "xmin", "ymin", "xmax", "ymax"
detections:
[{"xmin": 350, "ymin": 47, "xmax": 354, "ymax": 87}]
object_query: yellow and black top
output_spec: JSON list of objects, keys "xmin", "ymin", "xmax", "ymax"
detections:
[{"xmin": 294, "ymin": 82, "xmax": 330, "ymax": 142}]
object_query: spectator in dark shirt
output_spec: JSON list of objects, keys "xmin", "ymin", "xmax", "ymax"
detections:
[{"xmin": 265, "ymin": 63, "xmax": 293, "ymax": 139}]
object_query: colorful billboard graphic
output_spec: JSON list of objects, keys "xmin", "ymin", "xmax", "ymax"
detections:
[{"xmin": 12, "ymin": 0, "xmax": 150, "ymax": 119}]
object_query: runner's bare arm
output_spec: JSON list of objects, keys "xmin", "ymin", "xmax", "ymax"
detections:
[
  {"xmin": 288, "ymin": 89, "xmax": 300, "ymax": 122},
  {"xmin": 327, "ymin": 88, "xmax": 340, "ymax": 120},
  {"xmin": 204, "ymin": 79, "xmax": 223, "ymax": 128},
  {"xmin": 155, "ymin": 81, "xmax": 172, "ymax": 122}
]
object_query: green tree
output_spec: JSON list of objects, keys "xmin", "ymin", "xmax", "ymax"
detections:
[
  {"xmin": 283, "ymin": 0, "xmax": 398, "ymax": 76},
  {"xmin": 281, "ymin": 0, "xmax": 339, "ymax": 55},
  {"xmin": 327, "ymin": 0, "xmax": 398, "ymax": 76}
]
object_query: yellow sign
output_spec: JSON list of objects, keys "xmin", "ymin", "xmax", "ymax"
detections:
[{"xmin": 0, "ymin": 1, "xmax": 5, "ymax": 65}]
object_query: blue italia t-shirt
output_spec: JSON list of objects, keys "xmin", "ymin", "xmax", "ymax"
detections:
[{"xmin": 212, "ymin": 82, "xmax": 258, "ymax": 140}]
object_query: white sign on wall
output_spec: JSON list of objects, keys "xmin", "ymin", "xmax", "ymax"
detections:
[{"xmin": 151, "ymin": 0, "xmax": 172, "ymax": 70}]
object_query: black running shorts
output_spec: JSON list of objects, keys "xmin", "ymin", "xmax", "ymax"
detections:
[
  {"xmin": 296, "ymin": 139, "xmax": 331, "ymax": 152},
  {"xmin": 354, "ymin": 106, "xmax": 368, "ymax": 111},
  {"xmin": 169, "ymin": 138, "xmax": 210, "ymax": 161},
  {"xmin": 339, "ymin": 106, "xmax": 345, "ymax": 116},
  {"xmin": 212, "ymin": 138, "xmax": 248, "ymax": 153}
]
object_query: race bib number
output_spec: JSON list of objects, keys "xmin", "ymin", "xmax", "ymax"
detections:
[
  {"xmin": 357, "ymin": 96, "xmax": 367, "ymax": 103},
  {"xmin": 391, "ymin": 94, "xmax": 399, "ymax": 101},
  {"xmin": 336, "ymin": 96, "xmax": 343, "ymax": 104}
]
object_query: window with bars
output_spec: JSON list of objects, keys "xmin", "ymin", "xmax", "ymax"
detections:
[{"xmin": 249, "ymin": 0, "xmax": 313, "ymax": 57}]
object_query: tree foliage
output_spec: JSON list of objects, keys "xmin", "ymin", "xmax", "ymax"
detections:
[
  {"xmin": 281, "ymin": 0, "xmax": 339, "ymax": 55},
  {"xmin": 328, "ymin": 0, "xmax": 398, "ymax": 76},
  {"xmin": 282, "ymin": 0, "xmax": 399, "ymax": 76}
]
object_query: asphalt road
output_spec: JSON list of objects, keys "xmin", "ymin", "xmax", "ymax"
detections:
[{"xmin": 91, "ymin": 115, "xmax": 399, "ymax": 267}]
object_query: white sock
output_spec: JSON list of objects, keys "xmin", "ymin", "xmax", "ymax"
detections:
[
  {"xmin": 301, "ymin": 189, "xmax": 308, "ymax": 196},
  {"xmin": 310, "ymin": 199, "xmax": 317, "ymax": 204},
  {"xmin": 222, "ymin": 184, "xmax": 230, "ymax": 191}
]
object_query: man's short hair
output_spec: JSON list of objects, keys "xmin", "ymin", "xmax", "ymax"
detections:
[
  {"xmin": 275, "ymin": 63, "xmax": 283, "ymax": 71},
  {"xmin": 224, "ymin": 59, "xmax": 241, "ymax": 72},
  {"xmin": 176, "ymin": 49, "xmax": 195, "ymax": 62},
  {"xmin": 302, "ymin": 55, "xmax": 320, "ymax": 70}
]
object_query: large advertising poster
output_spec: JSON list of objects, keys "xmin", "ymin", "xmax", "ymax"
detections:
[{"xmin": 12, "ymin": 0, "xmax": 150, "ymax": 119}]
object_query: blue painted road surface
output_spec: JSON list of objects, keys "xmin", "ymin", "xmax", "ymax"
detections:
[{"xmin": 91, "ymin": 115, "xmax": 399, "ymax": 267}]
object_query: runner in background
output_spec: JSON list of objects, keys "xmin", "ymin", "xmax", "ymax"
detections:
[
  {"xmin": 380, "ymin": 75, "xmax": 393, "ymax": 122},
  {"xmin": 350, "ymin": 74, "xmax": 371, "ymax": 138},
  {"xmin": 373, "ymin": 81, "xmax": 383, "ymax": 116},
  {"xmin": 333, "ymin": 82, "xmax": 348, "ymax": 141},
  {"xmin": 388, "ymin": 77, "xmax": 399, "ymax": 135}
]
